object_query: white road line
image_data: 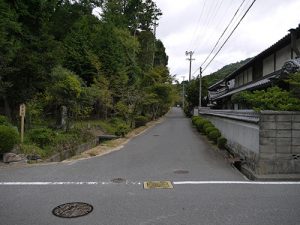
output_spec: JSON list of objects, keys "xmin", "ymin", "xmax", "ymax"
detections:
[
  {"xmin": 173, "ymin": 181, "xmax": 300, "ymax": 185},
  {"xmin": 0, "ymin": 181, "xmax": 143, "ymax": 186},
  {"xmin": 0, "ymin": 181, "xmax": 300, "ymax": 185}
]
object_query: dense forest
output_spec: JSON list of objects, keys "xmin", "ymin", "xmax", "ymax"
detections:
[
  {"xmin": 0, "ymin": 0, "xmax": 177, "ymax": 123},
  {"xmin": 0, "ymin": 0, "xmax": 178, "ymax": 158},
  {"xmin": 204, "ymin": 58, "xmax": 251, "ymax": 87}
]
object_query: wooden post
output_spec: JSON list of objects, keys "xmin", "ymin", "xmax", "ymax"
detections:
[{"xmin": 19, "ymin": 104, "xmax": 26, "ymax": 143}]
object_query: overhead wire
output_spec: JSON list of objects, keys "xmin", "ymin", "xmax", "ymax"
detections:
[
  {"xmin": 201, "ymin": 0, "xmax": 257, "ymax": 73},
  {"xmin": 190, "ymin": 0, "xmax": 220, "ymax": 51},
  {"xmin": 188, "ymin": 0, "xmax": 207, "ymax": 50},
  {"xmin": 199, "ymin": 0, "xmax": 247, "ymax": 68}
]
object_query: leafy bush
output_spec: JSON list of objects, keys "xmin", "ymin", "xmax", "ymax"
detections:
[
  {"xmin": 20, "ymin": 144, "xmax": 46, "ymax": 158},
  {"xmin": 231, "ymin": 86, "xmax": 300, "ymax": 111},
  {"xmin": 203, "ymin": 122, "xmax": 214, "ymax": 134},
  {"xmin": 0, "ymin": 125, "xmax": 19, "ymax": 154},
  {"xmin": 205, "ymin": 127, "xmax": 217, "ymax": 135},
  {"xmin": 115, "ymin": 124, "xmax": 130, "ymax": 137},
  {"xmin": 0, "ymin": 115, "xmax": 11, "ymax": 126},
  {"xmin": 27, "ymin": 128, "xmax": 55, "ymax": 147},
  {"xmin": 134, "ymin": 115, "xmax": 148, "ymax": 128},
  {"xmin": 217, "ymin": 137, "xmax": 227, "ymax": 149},
  {"xmin": 208, "ymin": 130, "xmax": 221, "ymax": 143}
]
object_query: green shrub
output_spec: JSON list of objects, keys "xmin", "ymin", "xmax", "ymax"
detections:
[
  {"xmin": 217, "ymin": 137, "xmax": 227, "ymax": 149},
  {"xmin": 208, "ymin": 130, "xmax": 221, "ymax": 143},
  {"xmin": 0, "ymin": 125, "xmax": 19, "ymax": 154},
  {"xmin": 192, "ymin": 116, "xmax": 201, "ymax": 125},
  {"xmin": 205, "ymin": 127, "xmax": 216, "ymax": 135},
  {"xmin": 27, "ymin": 128, "xmax": 55, "ymax": 147},
  {"xmin": 203, "ymin": 122, "xmax": 214, "ymax": 134},
  {"xmin": 20, "ymin": 144, "xmax": 46, "ymax": 158},
  {"xmin": 0, "ymin": 115, "xmax": 11, "ymax": 127},
  {"xmin": 194, "ymin": 119, "xmax": 208, "ymax": 133},
  {"xmin": 134, "ymin": 115, "xmax": 148, "ymax": 128},
  {"xmin": 115, "ymin": 124, "xmax": 130, "ymax": 137}
]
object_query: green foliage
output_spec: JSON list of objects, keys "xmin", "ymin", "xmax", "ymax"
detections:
[
  {"xmin": 0, "ymin": 115, "xmax": 11, "ymax": 126},
  {"xmin": 185, "ymin": 78, "xmax": 208, "ymax": 108},
  {"xmin": 27, "ymin": 128, "xmax": 55, "ymax": 148},
  {"xmin": 115, "ymin": 124, "xmax": 130, "ymax": 137},
  {"xmin": 217, "ymin": 137, "xmax": 227, "ymax": 149},
  {"xmin": 203, "ymin": 122, "xmax": 214, "ymax": 134},
  {"xmin": 134, "ymin": 115, "xmax": 148, "ymax": 128},
  {"xmin": 286, "ymin": 72, "xmax": 300, "ymax": 98},
  {"xmin": 232, "ymin": 86, "xmax": 300, "ymax": 111},
  {"xmin": 194, "ymin": 118, "xmax": 210, "ymax": 133},
  {"xmin": 205, "ymin": 127, "xmax": 217, "ymax": 135},
  {"xmin": 208, "ymin": 130, "xmax": 221, "ymax": 143},
  {"xmin": 20, "ymin": 144, "xmax": 46, "ymax": 158},
  {"xmin": 0, "ymin": 125, "xmax": 19, "ymax": 154},
  {"xmin": 0, "ymin": 0, "xmax": 176, "ymax": 160}
]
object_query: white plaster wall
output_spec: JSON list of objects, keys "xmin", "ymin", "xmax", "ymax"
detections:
[
  {"xmin": 263, "ymin": 54, "xmax": 274, "ymax": 76},
  {"xmin": 205, "ymin": 116, "xmax": 260, "ymax": 153},
  {"xmin": 276, "ymin": 45, "xmax": 291, "ymax": 70}
]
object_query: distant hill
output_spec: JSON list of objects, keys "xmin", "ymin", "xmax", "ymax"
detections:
[{"xmin": 203, "ymin": 58, "xmax": 252, "ymax": 87}]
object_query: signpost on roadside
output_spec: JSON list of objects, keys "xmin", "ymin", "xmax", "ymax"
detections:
[{"xmin": 19, "ymin": 104, "xmax": 26, "ymax": 143}]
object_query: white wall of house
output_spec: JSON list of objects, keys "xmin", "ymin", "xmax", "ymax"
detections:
[
  {"xmin": 263, "ymin": 54, "xmax": 274, "ymax": 76},
  {"xmin": 276, "ymin": 44, "xmax": 291, "ymax": 70}
]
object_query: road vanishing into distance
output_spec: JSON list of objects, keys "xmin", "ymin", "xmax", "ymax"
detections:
[{"xmin": 0, "ymin": 107, "xmax": 299, "ymax": 225}]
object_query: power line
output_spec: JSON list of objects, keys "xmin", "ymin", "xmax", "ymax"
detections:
[
  {"xmin": 188, "ymin": 0, "xmax": 207, "ymax": 49},
  {"xmin": 201, "ymin": 0, "xmax": 257, "ymax": 73},
  {"xmin": 200, "ymin": 0, "xmax": 247, "ymax": 68}
]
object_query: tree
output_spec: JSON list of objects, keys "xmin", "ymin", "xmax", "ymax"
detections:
[{"xmin": 231, "ymin": 86, "xmax": 300, "ymax": 111}]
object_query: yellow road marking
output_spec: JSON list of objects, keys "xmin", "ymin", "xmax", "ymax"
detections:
[{"xmin": 143, "ymin": 181, "xmax": 173, "ymax": 189}]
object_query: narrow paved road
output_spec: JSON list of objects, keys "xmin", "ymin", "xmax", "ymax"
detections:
[{"xmin": 0, "ymin": 108, "xmax": 299, "ymax": 225}]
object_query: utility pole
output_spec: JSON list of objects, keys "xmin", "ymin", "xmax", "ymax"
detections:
[
  {"xmin": 182, "ymin": 76, "xmax": 185, "ymax": 109},
  {"xmin": 198, "ymin": 67, "xmax": 202, "ymax": 114},
  {"xmin": 185, "ymin": 51, "xmax": 195, "ymax": 81}
]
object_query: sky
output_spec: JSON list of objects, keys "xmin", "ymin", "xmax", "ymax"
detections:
[{"xmin": 154, "ymin": 0, "xmax": 300, "ymax": 81}]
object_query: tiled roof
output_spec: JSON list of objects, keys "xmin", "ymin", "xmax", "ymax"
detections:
[
  {"xmin": 208, "ymin": 25, "xmax": 300, "ymax": 91},
  {"xmin": 211, "ymin": 70, "xmax": 281, "ymax": 101}
]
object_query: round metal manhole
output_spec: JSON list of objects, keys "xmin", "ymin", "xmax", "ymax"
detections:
[
  {"xmin": 111, "ymin": 178, "xmax": 126, "ymax": 183},
  {"xmin": 174, "ymin": 170, "xmax": 189, "ymax": 174},
  {"xmin": 52, "ymin": 202, "xmax": 93, "ymax": 218}
]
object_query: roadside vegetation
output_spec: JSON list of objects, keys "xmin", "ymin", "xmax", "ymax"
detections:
[
  {"xmin": 191, "ymin": 115, "xmax": 227, "ymax": 150},
  {"xmin": 232, "ymin": 72, "xmax": 300, "ymax": 111},
  {"xmin": 0, "ymin": 0, "xmax": 179, "ymax": 160}
]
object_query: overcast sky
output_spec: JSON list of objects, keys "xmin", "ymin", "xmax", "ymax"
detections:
[{"xmin": 154, "ymin": 0, "xmax": 300, "ymax": 81}]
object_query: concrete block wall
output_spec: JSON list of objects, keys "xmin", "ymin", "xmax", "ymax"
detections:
[
  {"xmin": 199, "ymin": 110, "xmax": 300, "ymax": 175},
  {"xmin": 257, "ymin": 112, "xmax": 300, "ymax": 174}
]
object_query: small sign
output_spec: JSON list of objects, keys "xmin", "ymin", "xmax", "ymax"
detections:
[{"xmin": 19, "ymin": 104, "xmax": 26, "ymax": 117}]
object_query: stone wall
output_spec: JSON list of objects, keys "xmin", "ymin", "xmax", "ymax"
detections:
[
  {"xmin": 199, "ymin": 109, "xmax": 300, "ymax": 175},
  {"xmin": 46, "ymin": 138, "xmax": 98, "ymax": 162}
]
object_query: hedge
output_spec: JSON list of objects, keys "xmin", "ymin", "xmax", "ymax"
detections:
[{"xmin": 0, "ymin": 125, "xmax": 19, "ymax": 154}]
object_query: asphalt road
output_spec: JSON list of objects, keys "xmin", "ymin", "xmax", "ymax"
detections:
[{"xmin": 0, "ymin": 107, "xmax": 299, "ymax": 225}]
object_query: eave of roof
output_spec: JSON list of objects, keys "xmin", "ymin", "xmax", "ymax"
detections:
[
  {"xmin": 211, "ymin": 70, "xmax": 281, "ymax": 101},
  {"xmin": 208, "ymin": 25, "xmax": 300, "ymax": 91}
]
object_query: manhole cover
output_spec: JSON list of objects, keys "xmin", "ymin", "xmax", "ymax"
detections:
[
  {"xmin": 111, "ymin": 178, "xmax": 126, "ymax": 183},
  {"xmin": 174, "ymin": 170, "xmax": 189, "ymax": 174},
  {"xmin": 52, "ymin": 202, "xmax": 93, "ymax": 218},
  {"xmin": 144, "ymin": 181, "xmax": 173, "ymax": 189},
  {"xmin": 153, "ymin": 134, "xmax": 160, "ymax": 136}
]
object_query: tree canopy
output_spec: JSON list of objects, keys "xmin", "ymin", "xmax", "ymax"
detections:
[{"xmin": 0, "ymin": 0, "xmax": 176, "ymax": 125}]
